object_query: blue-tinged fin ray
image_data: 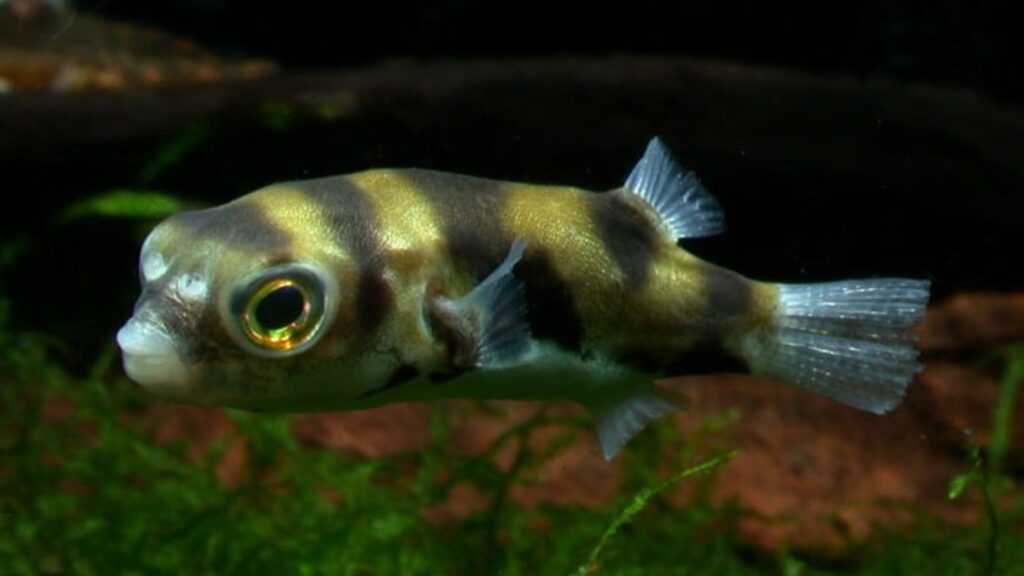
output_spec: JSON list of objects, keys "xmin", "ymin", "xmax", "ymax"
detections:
[
  {"xmin": 589, "ymin": 390, "xmax": 679, "ymax": 460},
  {"xmin": 440, "ymin": 239, "xmax": 532, "ymax": 368},
  {"xmin": 623, "ymin": 137, "xmax": 725, "ymax": 240},
  {"xmin": 743, "ymin": 278, "xmax": 931, "ymax": 413}
]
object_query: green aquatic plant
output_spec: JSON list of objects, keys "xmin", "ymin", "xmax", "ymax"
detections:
[
  {"xmin": 0, "ymin": 340, "xmax": 444, "ymax": 575},
  {"xmin": 55, "ymin": 123, "xmax": 214, "ymax": 227},
  {"xmin": 948, "ymin": 446, "xmax": 999, "ymax": 576},
  {"xmin": 57, "ymin": 189, "xmax": 189, "ymax": 223},
  {"xmin": 0, "ymin": 323, "xmax": 745, "ymax": 575},
  {"xmin": 136, "ymin": 124, "xmax": 214, "ymax": 184},
  {"xmin": 945, "ymin": 343, "xmax": 1024, "ymax": 576},
  {"xmin": 575, "ymin": 450, "xmax": 738, "ymax": 575},
  {"xmin": 990, "ymin": 344, "xmax": 1024, "ymax": 476}
]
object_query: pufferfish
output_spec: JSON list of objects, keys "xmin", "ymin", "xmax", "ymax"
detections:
[{"xmin": 117, "ymin": 138, "xmax": 930, "ymax": 460}]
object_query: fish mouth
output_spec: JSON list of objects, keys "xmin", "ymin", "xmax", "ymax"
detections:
[{"xmin": 116, "ymin": 317, "xmax": 192, "ymax": 398}]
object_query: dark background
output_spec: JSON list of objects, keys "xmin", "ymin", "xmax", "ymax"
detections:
[{"xmin": 84, "ymin": 0, "xmax": 1022, "ymax": 104}]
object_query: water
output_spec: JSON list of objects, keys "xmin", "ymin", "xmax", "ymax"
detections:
[{"xmin": 1, "ymin": 2, "xmax": 1022, "ymax": 574}]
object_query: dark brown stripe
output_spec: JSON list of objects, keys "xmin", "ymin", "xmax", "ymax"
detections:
[
  {"xmin": 517, "ymin": 247, "xmax": 586, "ymax": 352},
  {"xmin": 293, "ymin": 176, "xmax": 392, "ymax": 336},
  {"xmin": 621, "ymin": 262, "xmax": 753, "ymax": 376},
  {"xmin": 639, "ymin": 340, "xmax": 750, "ymax": 377},
  {"xmin": 588, "ymin": 190, "xmax": 659, "ymax": 287},
  {"xmin": 407, "ymin": 169, "xmax": 588, "ymax": 353},
  {"xmin": 164, "ymin": 201, "xmax": 292, "ymax": 255},
  {"xmin": 294, "ymin": 177, "xmax": 379, "ymax": 263},
  {"xmin": 701, "ymin": 263, "xmax": 752, "ymax": 330},
  {"xmin": 400, "ymin": 169, "xmax": 587, "ymax": 353},
  {"xmin": 399, "ymin": 168, "xmax": 511, "ymax": 281},
  {"xmin": 354, "ymin": 270, "xmax": 393, "ymax": 334}
]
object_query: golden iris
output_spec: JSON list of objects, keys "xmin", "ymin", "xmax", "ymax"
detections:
[{"xmin": 242, "ymin": 278, "xmax": 317, "ymax": 350}]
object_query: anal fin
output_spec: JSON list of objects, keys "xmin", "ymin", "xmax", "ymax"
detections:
[
  {"xmin": 430, "ymin": 239, "xmax": 532, "ymax": 369},
  {"xmin": 589, "ymin": 390, "xmax": 679, "ymax": 461}
]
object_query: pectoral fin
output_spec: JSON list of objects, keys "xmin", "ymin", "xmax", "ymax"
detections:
[{"xmin": 429, "ymin": 239, "xmax": 533, "ymax": 369}]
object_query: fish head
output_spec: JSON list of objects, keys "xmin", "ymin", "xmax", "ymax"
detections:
[{"xmin": 116, "ymin": 187, "xmax": 379, "ymax": 410}]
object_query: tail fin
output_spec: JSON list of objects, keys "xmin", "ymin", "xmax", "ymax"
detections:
[{"xmin": 742, "ymin": 279, "xmax": 930, "ymax": 413}]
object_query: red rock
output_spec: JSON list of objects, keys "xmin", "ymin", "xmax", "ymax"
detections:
[
  {"xmin": 661, "ymin": 375, "xmax": 974, "ymax": 550},
  {"xmin": 918, "ymin": 292, "xmax": 1024, "ymax": 354},
  {"xmin": 292, "ymin": 403, "xmax": 430, "ymax": 457}
]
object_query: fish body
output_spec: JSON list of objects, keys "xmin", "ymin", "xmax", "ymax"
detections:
[{"xmin": 118, "ymin": 138, "xmax": 930, "ymax": 459}]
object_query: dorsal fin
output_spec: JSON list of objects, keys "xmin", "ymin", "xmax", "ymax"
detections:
[{"xmin": 623, "ymin": 137, "xmax": 725, "ymax": 240}]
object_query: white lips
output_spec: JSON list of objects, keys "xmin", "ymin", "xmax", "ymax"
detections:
[{"xmin": 116, "ymin": 318, "xmax": 190, "ymax": 395}]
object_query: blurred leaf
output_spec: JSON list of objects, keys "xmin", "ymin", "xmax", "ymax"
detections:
[
  {"xmin": 0, "ymin": 235, "xmax": 28, "ymax": 293},
  {"xmin": 946, "ymin": 444, "xmax": 1001, "ymax": 575},
  {"xmin": 0, "ymin": 236, "xmax": 28, "ymax": 268},
  {"xmin": 781, "ymin": 556, "xmax": 806, "ymax": 576},
  {"xmin": 948, "ymin": 472, "xmax": 975, "ymax": 500},
  {"xmin": 58, "ymin": 189, "xmax": 188, "ymax": 223},
  {"xmin": 137, "ymin": 124, "xmax": 212, "ymax": 184},
  {"xmin": 990, "ymin": 344, "xmax": 1024, "ymax": 475},
  {"xmin": 258, "ymin": 100, "xmax": 295, "ymax": 131},
  {"xmin": 0, "ymin": 236, "xmax": 29, "ymax": 292}
]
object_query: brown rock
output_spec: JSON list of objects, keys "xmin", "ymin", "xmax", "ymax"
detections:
[
  {"xmin": 919, "ymin": 292, "xmax": 1024, "ymax": 354},
  {"xmin": 293, "ymin": 403, "xmax": 430, "ymax": 457},
  {"xmin": 662, "ymin": 375, "xmax": 973, "ymax": 550}
]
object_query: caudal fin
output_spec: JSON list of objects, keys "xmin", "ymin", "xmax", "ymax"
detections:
[{"xmin": 742, "ymin": 279, "xmax": 930, "ymax": 413}]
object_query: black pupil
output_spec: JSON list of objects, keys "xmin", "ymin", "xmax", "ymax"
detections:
[{"xmin": 255, "ymin": 285, "xmax": 306, "ymax": 330}]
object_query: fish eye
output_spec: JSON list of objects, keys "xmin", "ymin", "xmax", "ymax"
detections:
[{"xmin": 235, "ymin": 266, "xmax": 333, "ymax": 355}]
